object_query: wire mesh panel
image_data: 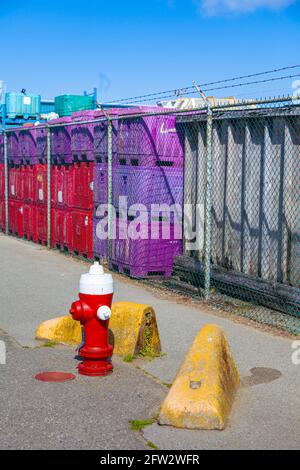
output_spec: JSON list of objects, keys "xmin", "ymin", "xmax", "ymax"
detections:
[
  {"xmin": 176, "ymin": 99, "xmax": 300, "ymax": 325},
  {"xmin": 2, "ymin": 96, "xmax": 299, "ymax": 334}
]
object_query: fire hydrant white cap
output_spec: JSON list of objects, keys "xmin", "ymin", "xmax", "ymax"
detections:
[{"xmin": 79, "ymin": 262, "xmax": 113, "ymax": 295}]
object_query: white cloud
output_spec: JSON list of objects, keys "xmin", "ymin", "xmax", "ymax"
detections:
[{"xmin": 199, "ymin": 0, "xmax": 296, "ymax": 16}]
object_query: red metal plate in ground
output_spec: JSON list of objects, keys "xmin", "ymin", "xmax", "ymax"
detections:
[{"xmin": 35, "ymin": 372, "xmax": 76, "ymax": 382}]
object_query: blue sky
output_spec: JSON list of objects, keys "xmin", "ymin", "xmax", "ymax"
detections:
[{"xmin": 1, "ymin": 0, "xmax": 299, "ymax": 102}]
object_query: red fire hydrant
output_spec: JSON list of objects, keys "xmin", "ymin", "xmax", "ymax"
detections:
[{"xmin": 69, "ymin": 262, "xmax": 114, "ymax": 377}]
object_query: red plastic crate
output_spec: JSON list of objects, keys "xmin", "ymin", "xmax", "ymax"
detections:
[
  {"xmin": 9, "ymin": 167, "xmax": 24, "ymax": 201},
  {"xmin": 33, "ymin": 205, "xmax": 47, "ymax": 244},
  {"xmin": 23, "ymin": 165, "xmax": 34, "ymax": 203},
  {"xmin": 0, "ymin": 134, "xmax": 4, "ymax": 163},
  {"xmin": 0, "ymin": 164, "xmax": 5, "ymax": 200},
  {"xmin": 33, "ymin": 164, "xmax": 47, "ymax": 205},
  {"xmin": 0, "ymin": 200, "xmax": 5, "ymax": 231},
  {"xmin": 71, "ymin": 162, "xmax": 94, "ymax": 210},
  {"xmin": 51, "ymin": 208, "xmax": 72, "ymax": 249},
  {"xmin": 9, "ymin": 200, "xmax": 24, "ymax": 237},
  {"xmin": 23, "ymin": 203, "xmax": 35, "ymax": 240},
  {"xmin": 51, "ymin": 165, "xmax": 72, "ymax": 209},
  {"xmin": 70, "ymin": 209, "xmax": 93, "ymax": 258}
]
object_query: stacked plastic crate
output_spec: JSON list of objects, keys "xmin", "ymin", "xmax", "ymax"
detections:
[
  {"xmin": 7, "ymin": 125, "xmax": 48, "ymax": 242},
  {"xmin": 7, "ymin": 129, "xmax": 24, "ymax": 238},
  {"xmin": 109, "ymin": 108, "xmax": 184, "ymax": 277},
  {"xmin": 49, "ymin": 113, "xmax": 94, "ymax": 258},
  {"xmin": 50, "ymin": 117, "xmax": 72, "ymax": 251},
  {"xmin": 93, "ymin": 109, "xmax": 120, "ymax": 261},
  {"xmin": 0, "ymin": 134, "xmax": 5, "ymax": 231},
  {"xmin": 68, "ymin": 111, "xmax": 94, "ymax": 258}
]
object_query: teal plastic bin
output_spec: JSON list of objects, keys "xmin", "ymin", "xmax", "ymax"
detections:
[
  {"xmin": 55, "ymin": 95, "xmax": 95, "ymax": 117},
  {"xmin": 5, "ymin": 92, "xmax": 41, "ymax": 118}
]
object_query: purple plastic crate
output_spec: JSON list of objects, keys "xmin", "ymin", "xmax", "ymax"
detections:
[
  {"xmin": 109, "ymin": 218, "xmax": 182, "ymax": 278},
  {"xmin": 113, "ymin": 166, "xmax": 183, "ymax": 214},
  {"xmin": 93, "ymin": 214, "xmax": 108, "ymax": 260},
  {"xmin": 93, "ymin": 108, "xmax": 129, "ymax": 163},
  {"xmin": 117, "ymin": 108, "xmax": 184, "ymax": 168},
  {"xmin": 7, "ymin": 130, "xmax": 21, "ymax": 164},
  {"xmin": 35, "ymin": 125, "xmax": 47, "ymax": 164},
  {"xmin": 18, "ymin": 127, "xmax": 37, "ymax": 163},
  {"xmin": 71, "ymin": 110, "xmax": 95, "ymax": 161},
  {"xmin": 94, "ymin": 122, "xmax": 118, "ymax": 163},
  {"xmin": 50, "ymin": 117, "xmax": 73, "ymax": 164},
  {"xmin": 94, "ymin": 163, "xmax": 108, "ymax": 206},
  {"xmin": 0, "ymin": 134, "xmax": 4, "ymax": 163}
]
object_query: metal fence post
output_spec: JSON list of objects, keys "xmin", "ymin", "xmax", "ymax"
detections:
[
  {"xmin": 46, "ymin": 126, "xmax": 51, "ymax": 249},
  {"xmin": 204, "ymin": 108, "xmax": 213, "ymax": 299},
  {"xmin": 4, "ymin": 131, "xmax": 9, "ymax": 235},
  {"xmin": 107, "ymin": 119, "xmax": 113, "ymax": 262}
]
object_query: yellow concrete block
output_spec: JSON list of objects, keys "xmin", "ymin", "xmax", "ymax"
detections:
[
  {"xmin": 35, "ymin": 302, "xmax": 161, "ymax": 357},
  {"xmin": 158, "ymin": 324, "xmax": 239, "ymax": 430},
  {"xmin": 35, "ymin": 315, "xmax": 82, "ymax": 346},
  {"xmin": 109, "ymin": 302, "xmax": 161, "ymax": 356}
]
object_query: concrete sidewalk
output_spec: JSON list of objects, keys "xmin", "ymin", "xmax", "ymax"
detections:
[{"xmin": 0, "ymin": 234, "xmax": 299, "ymax": 450}]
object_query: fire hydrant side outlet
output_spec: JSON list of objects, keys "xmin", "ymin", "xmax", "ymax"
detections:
[{"xmin": 69, "ymin": 262, "xmax": 114, "ymax": 377}]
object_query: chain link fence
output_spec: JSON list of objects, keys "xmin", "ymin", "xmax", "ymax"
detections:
[
  {"xmin": 103, "ymin": 97, "xmax": 299, "ymax": 334},
  {"xmin": 1, "ymin": 96, "xmax": 299, "ymax": 335},
  {"xmin": 173, "ymin": 97, "xmax": 299, "ymax": 334}
]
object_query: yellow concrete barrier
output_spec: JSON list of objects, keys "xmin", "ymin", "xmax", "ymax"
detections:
[
  {"xmin": 36, "ymin": 315, "xmax": 82, "ymax": 345},
  {"xmin": 36, "ymin": 302, "xmax": 161, "ymax": 357},
  {"xmin": 158, "ymin": 324, "xmax": 239, "ymax": 430}
]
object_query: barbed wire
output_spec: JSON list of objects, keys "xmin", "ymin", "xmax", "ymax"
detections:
[
  {"xmin": 104, "ymin": 64, "xmax": 300, "ymax": 105},
  {"xmin": 107, "ymin": 73, "xmax": 300, "ymax": 106}
]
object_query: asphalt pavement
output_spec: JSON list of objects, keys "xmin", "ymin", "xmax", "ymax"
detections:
[{"xmin": 0, "ymin": 234, "xmax": 299, "ymax": 450}]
